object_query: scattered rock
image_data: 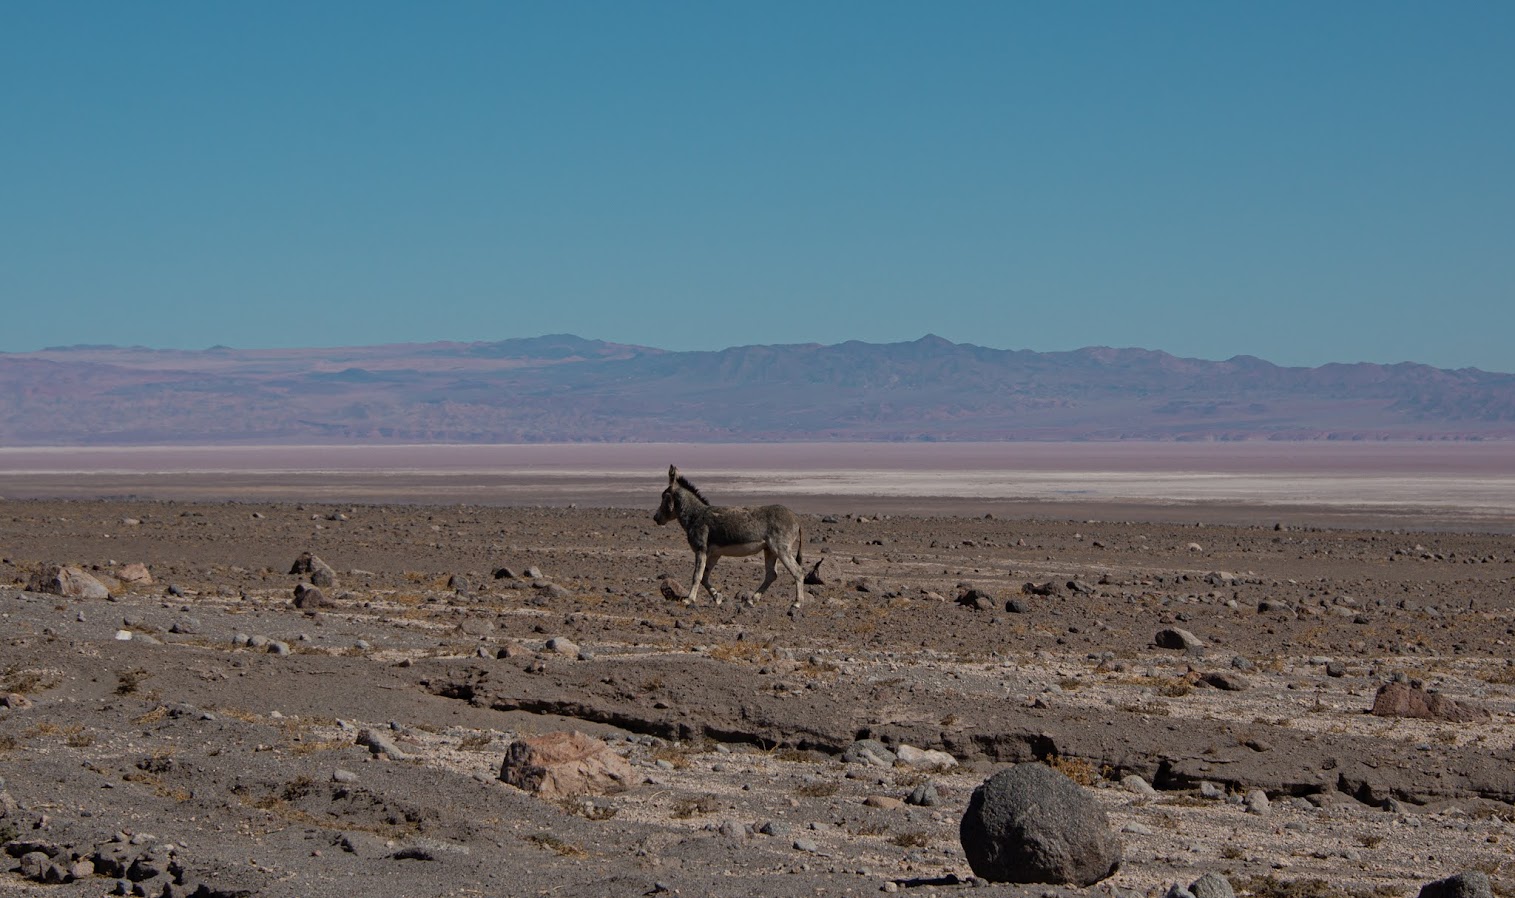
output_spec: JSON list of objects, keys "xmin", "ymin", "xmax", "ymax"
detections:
[
  {"xmin": 356, "ymin": 728, "xmax": 410, "ymax": 761},
  {"xmin": 499, "ymin": 731, "xmax": 634, "ymax": 799},
  {"xmin": 956, "ymin": 588, "xmax": 996, "ymax": 611},
  {"xmin": 1199, "ymin": 671, "xmax": 1249, "ymax": 691},
  {"xmin": 27, "ymin": 564, "xmax": 110, "ymax": 599},
  {"xmin": 842, "ymin": 739, "xmax": 897, "ymax": 767},
  {"xmin": 1154, "ymin": 628, "xmax": 1205, "ymax": 651},
  {"xmin": 895, "ymin": 744, "xmax": 957, "ymax": 769},
  {"xmin": 291, "ymin": 551, "xmax": 338, "ymax": 587},
  {"xmin": 804, "ymin": 558, "xmax": 827, "ymax": 585},
  {"xmin": 959, "ymin": 762, "xmax": 1122, "ymax": 885},
  {"xmin": 1121, "ymin": 775, "xmax": 1157, "ymax": 797},
  {"xmin": 1190, "ymin": 872, "xmax": 1236, "ymax": 898},
  {"xmin": 293, "ymin": 582, "xmax": 331, "ymax": 609},
  {"xmin": 1243, "ymin": 789, "xmax": 1270, "ymax": 815},
  {"xmin": 117, "ymin": 563, "xmax": 152, "ymax": 585},
  {"xmin": 906, "ymin": 782, "xmax": 941, "ymax": 807},
  {"xmin": 545, "ymin": 636, "xmax": 580, "ymax": 656}
]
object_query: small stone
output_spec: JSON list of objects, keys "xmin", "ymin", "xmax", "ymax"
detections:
[
  {"xmin": 906, "ymin": 782, "xmax": 941, "ymax": 807},
  {"xmin": 545, "ymin": 636, "xmax": 580, "ymax": 656},
  {"xmin": 896, "ymin": 744, "xmax": 957, "ymax": 768},
  {"xmin": 357, "ymin": 728, "xmax": 410, "ymax": 761},
  {"xmin": 1244, "ymin": 789, "xmax": 1271, "ymax": 815},
  {"xmin": 1200, "ymin": 671, "xmax": 1249, "ymax": 691}
]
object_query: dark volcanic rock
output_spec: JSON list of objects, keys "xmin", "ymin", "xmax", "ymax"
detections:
[
  {"xmin": 959, "ymin": 763, "xmax": 1121, "ymax": 885},
  {"xmin": 1154, "ymin": 627, "xmax": 1205, "ymax": 650},
  {"xmin": 1419, "ymin": 871, "xmax": 1492, "ymax": 898},
  {"xmin": 1199, "ymin": 671, "xmax": 1249, "ymax": 691},
  {"xmin": 957, "ymin": 587, "xmax": 996, "ymax": 611},
  {"xmin": 293, "ymin": 582, "xmax": 330, "ymax": 609}
]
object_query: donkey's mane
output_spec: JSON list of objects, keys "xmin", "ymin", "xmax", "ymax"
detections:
[{"xmin": 676, "ymin": 475, "xmax": 710, "ymax": 506}]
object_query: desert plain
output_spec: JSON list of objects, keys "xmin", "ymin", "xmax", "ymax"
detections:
[{"xmin": 2, "ymin": 443, "xmax": 1514, "ymax": 898}]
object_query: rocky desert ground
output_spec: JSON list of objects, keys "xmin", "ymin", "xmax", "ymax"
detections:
[{"xmin": 3, "ymin": 485, "xmax": 1514, "ymax": 897}]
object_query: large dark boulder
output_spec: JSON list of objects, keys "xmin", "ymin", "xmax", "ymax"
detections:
[
  {"xmin": 1419, "ymin": 871, "xmax": 1492, "ymax": 898},
  {"xmin": 959, "ymin": 762, "xmax": 1121, "ymax": 885}
]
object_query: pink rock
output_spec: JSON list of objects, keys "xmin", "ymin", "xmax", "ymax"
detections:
[
  {"xmin": 499, "ymin": 731, "xmax": 634, "ymax": 798},
  {"xmin": 1371, "ymin": 681, "xmax": 1490, "ymax": 723},
  {"xmin": 117, "ymin": 563, "xmax": 153, "ymax": 585}
]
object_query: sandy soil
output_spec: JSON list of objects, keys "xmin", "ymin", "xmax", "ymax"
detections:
[{"xmin": 2, "ymin": 477, "xmax": 1514, "ymax": 896}]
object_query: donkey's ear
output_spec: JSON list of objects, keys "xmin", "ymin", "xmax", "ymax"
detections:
[{"xmin": 668, "ymin": 465, "xmax": 679, "ymax": 483}]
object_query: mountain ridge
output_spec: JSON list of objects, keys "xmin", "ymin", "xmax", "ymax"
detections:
[{"xmin": 3, "ymin": 335, "xmax": 1512, "ymax": 445}]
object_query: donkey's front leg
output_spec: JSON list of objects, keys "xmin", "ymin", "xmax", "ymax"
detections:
[
  {"xmin": 753, "ymin": 548, "xmax": 780, "ymax": 604},
  {"xmin": 686, "ymin": 549, "xmax": 708, "ymax": 604}
]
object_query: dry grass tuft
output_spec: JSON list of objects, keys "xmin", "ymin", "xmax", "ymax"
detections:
[
  {"xmin": 115, "ymin": 668, "xmax": 150, "ymax": 695},
  {"xmin": 670, "ymin": 795, "xmax": 721, "ymax": 818},
  {"xmin": 1, "ymin": 665, "xmax": 59, "ymax": 695},
  {"xmin": 457, "ymin": 733, "xmax": 494, "ymax": 751},
  {"xmin": 526, "ymin": 833, "xmax": 587, "ymax": 857},
  {"xmin": 1044, "ymin": 755, "xmax": 1100, "ymax": 786},
  {"xmin": 707, "ymin": 638, "xmax": 776, "ymax": 663},
  {"xmin": 794, "ymin": 781, "xmax": 839, "ymax": 798}
]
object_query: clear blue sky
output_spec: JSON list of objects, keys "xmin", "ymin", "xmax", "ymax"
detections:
[{"xmin": 4, "ymin": 2, "xmax": 1513, "ymax": 371}]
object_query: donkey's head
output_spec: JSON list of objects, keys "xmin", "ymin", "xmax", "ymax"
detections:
[{"xmin": 653, "ymin": 465, "xmax": 707, "ymax": 525}]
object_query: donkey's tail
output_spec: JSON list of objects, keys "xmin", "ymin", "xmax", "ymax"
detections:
[{"xmin": 797, "ymin": 525, "xmax": 804, "ymax": 565}]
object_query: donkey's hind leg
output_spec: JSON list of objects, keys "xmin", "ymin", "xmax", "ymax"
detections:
[
  {"xmin": 700, "ymin": 555, "xmax": 724, "ymax": 605},
  {"xmin": 776, "ymin": 543, "xmax": 807, "ymax": 607}
]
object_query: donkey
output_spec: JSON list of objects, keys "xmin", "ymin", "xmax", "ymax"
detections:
[{"xmin": 652, "ymin": 465, "xmax": 807, "ymax": 608}]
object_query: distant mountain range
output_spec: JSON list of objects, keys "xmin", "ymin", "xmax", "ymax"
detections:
[{"xmin": 3, "ymin": 334, "xmax": 1513, "ymax": 444}]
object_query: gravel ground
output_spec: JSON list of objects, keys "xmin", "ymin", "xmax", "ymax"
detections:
[{"xmin": 2, "ymin": 495, "xmax": 1514, "ymax": 897}]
